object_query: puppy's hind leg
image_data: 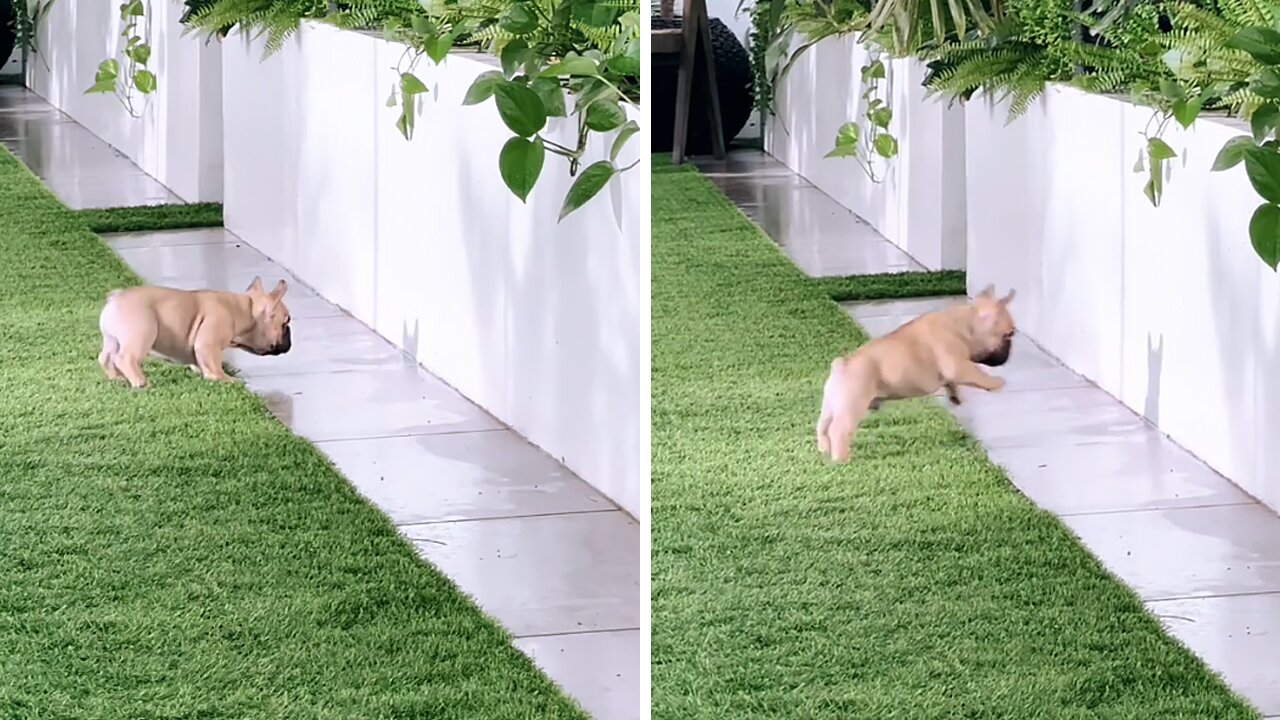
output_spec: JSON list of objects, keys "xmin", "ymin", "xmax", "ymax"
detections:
[
  {"xmin": 816, "ymin": 406, "xmax": 833, "ymax": 456},
  {"xmin": 116, "ymin": 352, "xmax": 149, "ymax": 389},
  {"xmin": 98, "ymin": 335, "xmax": 122, "ymax": 381},
  {"xmin": 828, "ymin": 394, "xmax": 873, "ymax": 464},
  {"xmin": 816, "ymin": 357, "xmax": 850, "ymax": 457}
]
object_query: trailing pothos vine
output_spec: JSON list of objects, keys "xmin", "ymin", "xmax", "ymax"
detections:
[
  {"xmin": 746, "ymin": 0, "xmax": 900, "ymax": 182},
  {"xmin": 825, "ymin": 51, "xmax": 898, "ymax": 181},
  {"xmin": 1121, "ymin": 6, "xmax": 1280, "ymax": 269},
  {"xmin": 380, "ymin": 0, "xmax": 641, "ymax": 220},
  {"xmin": 173, "ymin": 0, "xmax": 641, "ymax": 221},
  {"xmin": 84, "ymin": 0, "xmax": 156, "ymax": 118}
]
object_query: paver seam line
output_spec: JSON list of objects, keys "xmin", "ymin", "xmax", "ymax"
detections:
[
  {"xmin": 1057, "ymin": 501, "xmax": 1259, "ymax": 519},
  {"xmin": 396, "ymin": 508, "xmax": 622, "ymax": 530},
  {"xmin": 514, "ymin": 627, "xmax": 643, "ymax": 640},
  {"xmin": 1146, "ymin": 588, "xmax": 1280, "ymax": 604},
  {"xmin": 312, "ymin": 427, "xmax": 509, "ymax": 446}
]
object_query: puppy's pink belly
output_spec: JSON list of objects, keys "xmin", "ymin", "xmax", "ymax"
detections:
[
  {"xmin": 878, "ymin": 377, "xmax": 943, "ymax": 400},
  {"xmin": 152, "ymin": 336, "xmax": 196, "ymax": 364}
]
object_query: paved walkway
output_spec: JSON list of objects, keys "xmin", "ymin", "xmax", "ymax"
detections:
[
  {"xmin": 1, "ymin": 85, "xmax": 639, "ymax": 720},
  {"xmin": 697, "ymin": 148, "xmax": 1280, "ymax": 718}
]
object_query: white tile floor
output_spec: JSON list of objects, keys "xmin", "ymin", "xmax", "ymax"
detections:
[
  {"xmin": 709, "ymin": 147, "xmax": 1280, "ymax": 717},
  {"xmin": 0, "ymin": 87, "xmax": 179, "ymax": 208},
  {"xmin": 0, "ymin": 85, "xmax": 640, "ymax": 719},
  {"xmin": 693, "ymin": 151, "xmax": 925, "ymax": 277}
]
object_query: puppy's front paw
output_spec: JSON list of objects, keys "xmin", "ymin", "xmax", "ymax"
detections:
[
  {"xmin": 987, "ymin": 376, "xmax": 1006, "ymax": 392},
  {"xmin": 944, "ymin": 384, "xmax": 962, "ymax": 405}
]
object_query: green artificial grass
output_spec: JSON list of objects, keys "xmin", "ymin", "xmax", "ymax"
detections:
[
  {"xmin": 0, "ymin": 150, "xmax": 584, "ymax": 718},
  {"xmin": 73, "ymin": 202, "xmax": 223, "ymax": 233},
  {"xmin": 650, "ymin": 165, "xmax": 1257, "ymax": 719},
  {"xmin": 815, "ymin": 269, "xmax": 967, "ymax": 302},
  {"xmin": 652, "ymin": 154, "xmax": 679, "ymax": 174}
]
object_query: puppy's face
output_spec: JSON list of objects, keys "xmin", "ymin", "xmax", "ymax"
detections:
[
  {"xmin": 236, "ymin": 277, "xmax": 293, "ymax": 356},
  {"xmin": 970, "ymin": 285, "xmax": 1016, "ymax": 367}
]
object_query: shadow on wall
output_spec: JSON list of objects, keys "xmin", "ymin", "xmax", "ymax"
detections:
[{"xmin": 1144, "ymin": 333, "xmax": 1162, "ymax": 426}]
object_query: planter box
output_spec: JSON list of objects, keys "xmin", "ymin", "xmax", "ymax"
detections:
[
  {"xmin": 222, "ymin": 24, "xmax": 645, "ymax": 516},
  {"xmin": 965, "ymin": 84, "xmax": 1280, "ymax": 510},
  {"xmin": 27, "ymin": 0, "xmax": 222, "ymax": 201},
  {"xmin": 764, "ymin": 34, "xmax": 967, "ymax": 270}
]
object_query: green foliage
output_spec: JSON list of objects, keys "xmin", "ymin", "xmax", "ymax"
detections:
[
  {"xmin": 922, "ymin": 21, "xmax": 1059, "ymax": 120},
  {"xmin": 752, "ymin": 0, "xmax": 1280, "ymax": 267},
  {"xmin": 1152, "ymin": 0, "xmax": 1278, "ymax": 115},
  {"xmin": 12, "ymin": 0, "xmax": 57, "ymax": 71},
  {"xmin": 179, "ymin": 0, "xmax": 639, "ymax": 220},
  {"xmin": 84, "ymin": 0, "xmax": 156, "ymax": 118},
  {"xmin": 389, "ymin": 0, "xmax": 640, "ymax": 219},
  {"xmin": 824, "ymin": 54, "xmax": 899, "ymax": 180},
  {"xmin": 184, "ymin": 0, "xmax": 328, "ymax": 55}
]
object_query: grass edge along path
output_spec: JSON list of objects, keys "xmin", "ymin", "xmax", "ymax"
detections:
[
  {"xmin": 648, "ymin": 156, "xmax": 969, "ymax": 302},
  {"xmin": 73, "ymin": 201, "xmax": 223, "ymax": 233},
  {"xmin": 0, "ymin": 149, "xmax": 585, "ymax": 718},
  {"xmin": 815, "ymin": 269, "xmax": 966, "ymax": 302},
  {"xmin": 650, "ymin": 163, "xmax": 1257, "ymax": 719}
]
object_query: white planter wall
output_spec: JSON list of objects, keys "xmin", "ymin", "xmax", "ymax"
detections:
[
  {"xmin": 965, "ymin": 85, "xmax": 1280, "ymax": 510},
  {"xmin": 222, "ymin": 24, "xmax": 645, "ymax": 516},
  {"xmin": 765, "ymin": 35, "xmax": 967, "ymax": 270},
  {"xmin": 27, "ymin": 0, "xmax": 222, "ymax": 201}
]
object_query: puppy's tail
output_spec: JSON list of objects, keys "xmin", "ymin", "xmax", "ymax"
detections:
[{"xmin": 99, "ymin": 290, "xmax": 123, "ymax": 340}]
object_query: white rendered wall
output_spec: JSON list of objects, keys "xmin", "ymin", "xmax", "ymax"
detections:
[
  {"xmin": 705, "ymin": 0, "xmax": 752, "ymax": 48},
  {"xmin": 222, "ymin": 24, "xmax": 645, "ymax": 516},
  {"xmin": 26, "ymin": 0, "xmax": 222, "ymax": 201},
  {"xmin": 765, "ymin": 35, "xmax": 968, "ymax": 270},
  {"xmin": 965, "ymin": 84, "xmax": 1280, "ymax": 510}
]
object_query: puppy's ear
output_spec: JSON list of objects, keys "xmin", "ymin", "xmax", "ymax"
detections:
[
  {"xmin": 246, "ymin": 276, "xmax": 264, "ymax": 294},
  {"xmin": 269, "ymin": 279, "xmax": 289, "ymax": 302},
  {"xmin": 999, "ymin": 288, "xmax": 1016, "ymax": 305},
  {"xmin": 976, "ymin": 284, "xmax": 995, "ymax": 299}
]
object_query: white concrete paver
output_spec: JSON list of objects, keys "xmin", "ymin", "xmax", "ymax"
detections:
[
  {"xmin": 693, "ymin": 150, "xmax": 925, "ymax": 276},
  {"xmin": 708, "ymin": 147, "xmax": 1280, "ymax": 717},
  {"xmin": 1, "ymin": 85, "xmax": 639, "ymax": 720},
  {"xmin": 0, "ymin": 86, "xmax": 179, "ymax": 208}
]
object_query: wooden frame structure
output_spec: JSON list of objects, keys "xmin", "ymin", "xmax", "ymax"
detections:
[{"xmin": 653, "ymin": 0, "xmax": 726, "ymax": 165}]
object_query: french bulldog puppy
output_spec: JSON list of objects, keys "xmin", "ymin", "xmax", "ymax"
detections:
[
  {"xmin": 97, "ymin": 277, "xmax": 292, "ymax": 389},
  {"xmin": 816, "ymin": 285, "xmax": 1017, "ymax": 462}
]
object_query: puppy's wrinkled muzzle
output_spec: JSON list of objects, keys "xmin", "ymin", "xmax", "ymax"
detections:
[
  {"xmin": 267, "ymin": 325, "xmax": 292, "ymax": 356},
  {"xmin": 974, "ymin": 336, "xmax": 1013, "ymax": 367}
]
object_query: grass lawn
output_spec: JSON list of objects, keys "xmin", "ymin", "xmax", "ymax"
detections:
[
  {"xmin": 650, "ymin": 163, "xmax": 1257, "ymax": 719},
  {"xmin": 72, "ymin": 202, "xmax": 223, "ymax": 233},
  {"xmin": 0, "ymin": 150, "xmax": 583, "ymax": 718},
  {"xmin": 815, "ymin": 269, "xmax": 966, "ymax": 302}
]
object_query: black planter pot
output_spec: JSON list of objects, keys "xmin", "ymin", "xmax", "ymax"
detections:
[
  {"xmin": 651, "ymin": 16, "xmax": 754, "ymax": 155},
  {"xmin": 0, "ymin": 0, "xmax": 16, "ymax": 71}
]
